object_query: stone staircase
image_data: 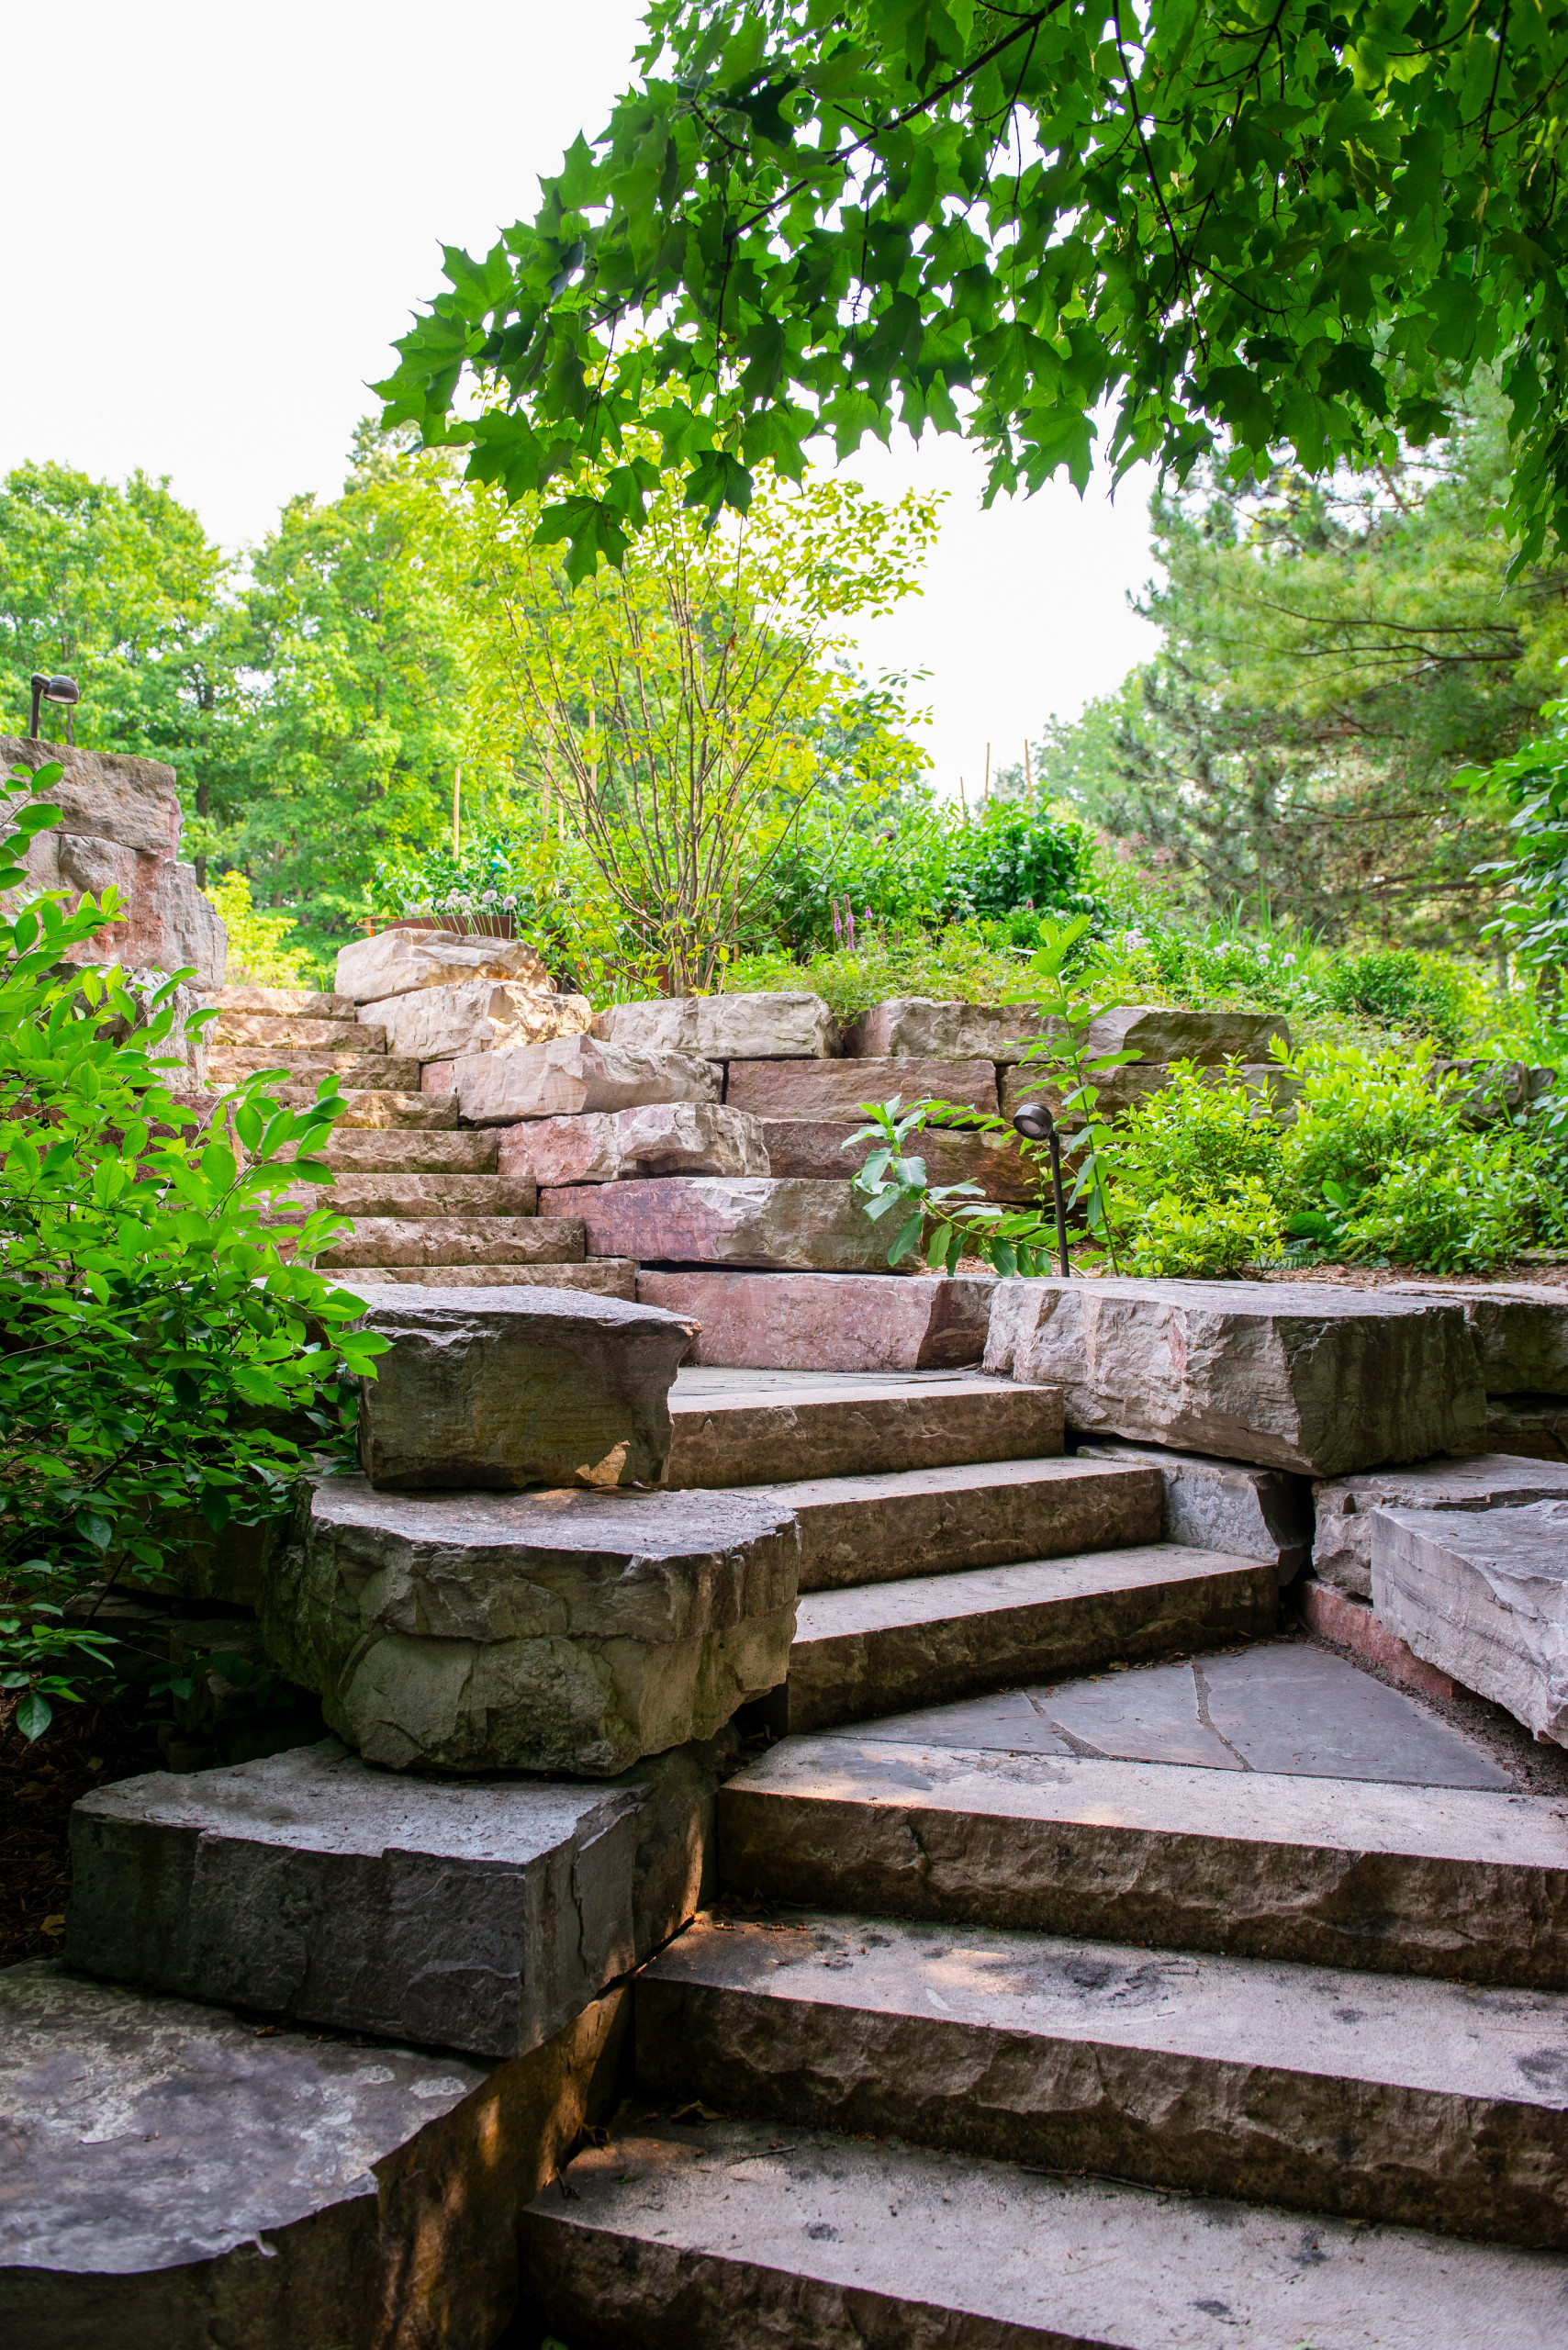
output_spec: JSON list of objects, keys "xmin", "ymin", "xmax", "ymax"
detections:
[
  {"xmin": 514, "ymin": 1364, "xmax": 1568, "ymax": 2345},
  {"xmin": 205, "ymin": 985, "xmax": 633, "ymax": 1292}
]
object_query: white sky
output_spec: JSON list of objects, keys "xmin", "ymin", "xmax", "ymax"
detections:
[{"xmin": 5, "ymin": 0, "xmax": 1159, "ymax": 790}]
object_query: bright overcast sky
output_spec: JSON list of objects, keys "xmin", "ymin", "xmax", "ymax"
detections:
[{"xmin": 5, "ymin": 0, "xmax": 1159, "ymax": 791}]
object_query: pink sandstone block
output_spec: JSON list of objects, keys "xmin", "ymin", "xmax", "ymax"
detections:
[
  {"xmin": 538, "ymin": 1178, "xmax": 891, "ymax": 1272},
  {"xmin": 420, "ymin": 1061, "xmax": 457, "ymax": 1096},
  {"xmin": 724, "ymin": 1057, "xmax": 998, "ymax": 1121},
  {"xmin": 634, "ymin": 1269, "xmax": 997, "ymax": 1371},
  {"xmin": 1297, "ymin": 1575, "xmax": 1459, "ymax": 1702}
]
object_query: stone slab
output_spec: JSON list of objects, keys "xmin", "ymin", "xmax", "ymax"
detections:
[
  {"xmin": 984, "ymin": 1276, "xmax": 1487, "ymax": 1475},
  {"xmin": 324, "ymin": 1129, "xmax": 498, "ymax": 1174},
  {"xmin": 300, "ymin": 1088, "xmax": 457, "ymax": 1130},
  {"xmin": 261, "ymin": 1474, "xmax": 801, "ymax": 1775},
  {"xmin": 1488, "ymin": 1393, "xmax": 1568, "ymax": 1460},
  {"xmin": 1074, "ymin": 1437, "xmax": 1312, "ymax": 1574},
  {"xmin": 212, "ymin": 1013, "xmax": 366, "ymax": 1048},
  {"xmin": 593, "ymin": 991, "xmax": 837, "ymax": 1059},
  {"xmin": 65, "ymin": 1736, "xmax": 721, "ymax": 2058},
  {"xmin": 1296, "ymin": 1576, "xmax": 1461, "ymax": 1701},
  {"xmin": 299, "ymin": 1170, "xmax": 535, "ymax": 1218},
  {"xmin": 334, "ymin": 926, "xmax": 554, "ymax": 1003},
  {"xmin": 636, "ymin": 1270, "xmax": 996, "ymax": 1371},
  {"xmin": 1002, "ymin": 1058, "xmax": 1296, "ymax": 1126},
  {"xmin": 333, "ymin": 1259, "xmax": 637, "ymax": 1296},
  {"xmin": 720, "ymin": 1726, "xmax": 1557, "ymax": 1982},
  {"xmin": 370, "ymin": 979, "xmax": 592, "ymax": 1063},
  {"xmin": 1373, "ymin": 1499, "xmax": 1568, "ymax": 1746},
  {"xmin": 725, "ymin": 1056, "xmax": 998, "ymax": 1121},
  {"xmin": 348, "ymin": 1282, "xmax": 697, "ymax": 1491},
  {"xmin": 0, "ymin": 1961, "xmax": 625, "ymax": 2350},
  {"xmin": 841, "ymin": 997, "xmax": 1058, "ymax": 1062},
  {"xmin": 1388, "ymin": 1281, "xmax": 1568, "ymax": 1395},
  {"xmin": 1082, "ymin": 1003, "xmax": 1291, "ymax": 1063},
  {"xmin": 665, "ymin": 1378, "xmax": 1063, "ymax": 1488},
  {"xmin": 206, "ymin": 986, "xmax": 355, "ymax": 1018},
  {"xmin": 455, "ymin": 1037, "xmax": 720, "ymax": 1124},
  {"xmin": 210, "ymin": 1049, "xmax": 422, "ymax": 1090},
  {"xmin": 500, "ymin": 1103, "xmax": 768, "ymax": 1187},
  {"xmin": 540, "ymin": 1177, "xmax": 895, "ymax": 1272},
  {"xmin": 521, "ymin": 2115, "xmax": 1568, "ymax": 2350},
  {"xmin": 760, "ymin": 1114, "xmax": 1038, "ymax": 1199},
  {"xmin": 784, "ymin": 1546, "xmax": 1276, "ymax": 1732},
  {"xmin": 1312, "ymin": 1451, "xmax": 1568, "ymax": 1598},
  {"xmin": 635, "ymin": 1910, "xmax": 1568, "ymax": 2244},
  {"xmin": 316, "ymin": 1215, "xmax": 584, "ymax": 1269}
]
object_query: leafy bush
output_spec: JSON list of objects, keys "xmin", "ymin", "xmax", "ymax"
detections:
[
  {"xmin": 0, "ymin": 766, "xmax": 388, "ymax": 1740},
  {"xmin": 1111, "ymin": 1062, "xmax": 1285, "ymax": 1202},
  {"xmin": 1118, "ymin": 1178, "xmax": 1285, "ymax": 1278},
  {"xmin": 1282, "ymin": 1042, "xmax": 1460, "ymax": 1203},
  {"xmin": 1317, "ymin": 947, "xmax": 1465, "ymax": 1051}
]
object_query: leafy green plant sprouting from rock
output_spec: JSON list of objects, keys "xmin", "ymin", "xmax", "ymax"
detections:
[{"xmin": 0, "ymin": 764, "xmax": 389, "ymax": 1740}]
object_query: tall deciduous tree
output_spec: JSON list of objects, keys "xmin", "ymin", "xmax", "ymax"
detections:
[{"xmin": 378, "ymin": 2, "xmax": 1568, "ymax": 573}]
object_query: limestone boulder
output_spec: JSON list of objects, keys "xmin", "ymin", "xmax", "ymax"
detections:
[
  {"xmin": 334, "ymin": 926, "xmax": 554, "ymax": 1004},
  {"xmin": 1074, "ymin": 1438, "xmax": 1312, "ymax": 1574},
  {"xmin": 637, "ymin": 1269, "xmax": 996, "ymax": 1371},
  {"xmin": 594, "ymin": 991, "xmax": 837, "ymax": 1059},
  {"xmin": 842, "ymin": 998, "xmax": 1058, "ymax": 1062},
  {"xmin": 726, "ymin": 1056, "xmax": 998, "ymax": 1120},
  {"xmin": 369, "ymin": 979, "xmax": 592, "ymax": 1064},
  {"xmin": 261, "ymin": 1477, "xmax": 801, "ymax": 1774},
  {"xmin": 1081, "ymin": 1004, "xmax": 1291, "ymax": 1063},
  {"xmin": 984, "ymin": 1277, "xmax": 1486, "ymax": 1476},
  {"xmin": 1386, "ymin": 1281, "xmax": 1568, "ymax": 1395},
  {"xmin": 1372, "ymin": 1499, "xmax": 1568, "ymax": 1744},
  {"xmin": 455, "ymin": 1037, "xmax": 720, "ymax": 1124},
  {"xmin": 499, "ymin": 1103, "xmax": 769, "ymax": 1188},
  {"xmin": 1312, "ymin": 1453, "xmax": 1568, "ymax": 1598},
  {"xmin": 348, "ymin": 1282, "xmax": 697, "ymax": 1492},
  {"xmin": 540, "ymin": 1176, "xmax": 896, "ymax": 1271}
]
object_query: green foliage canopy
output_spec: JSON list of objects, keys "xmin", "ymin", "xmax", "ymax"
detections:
[{"xmin": 379, "ymin": 1, "xmax": 1568, "ymax": 571}]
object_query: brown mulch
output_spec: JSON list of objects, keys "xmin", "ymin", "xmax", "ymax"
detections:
[{"xmin": 0, "ymin": 1691, "xmax": 163, "ymax": 1968}]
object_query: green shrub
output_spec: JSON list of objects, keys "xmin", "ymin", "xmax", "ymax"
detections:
[
  {"xmin": 1282, "ymin": 1042, "xmax": 1460, "ymax": 1203},
  {"xmin": 1117, "ymin": 1178, "xmax": 1285, "ymax": 1278},
  {"xmin": 1318, "ymin": 947, "xmax": 1466, "ymax": 1051},
  {"xmin": 1110, "ymin": 1061, "xmax": 1284, "ymax": 1203},
  {"xmin": 1327, "ymin": 1142, "xmax": 1542, "ymax": 1274}
]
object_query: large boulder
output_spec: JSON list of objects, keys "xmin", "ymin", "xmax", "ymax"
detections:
[
  {"xmin": 499, "ymin": 1103, "xmax": 768, "ymax": 1188},
  {"xmin": 1313, "ymin": 1453, "xmax": 1568, "ymax": 1597},
  {"xmin": 334, "ymin": 927, "xmax": 554, "ymax": 1003},
  {"xmin": 455, "ymin": 1037, "xmax": 720, "ymax": 1125},
  {"xmin": 760, "ymin": 1114, "xmax": 1037, "ymax": 1199},
  {"xmin": 1372, "ymin": 1499, "xmax": 1568, "ymax": 1744},
  {"xmin": 348, "ymin": 1283, "xmax": 698, "ymax": 1492},
  {"xmin": 985, "ymin": 1277, "xmax": 1486, "ymax": 1475},
  {"xmin": 1002, "ymin": 1060, "xmax": 1297, "ymax": 1127},
  {"xmin": 1074, "ymin": 1437, "xmax": 1312, "ymax": 1575},
  {"xmin": 369, "ymin": 979, "xmax": 592, "ymax": 1064},
  {"xmin": 1387, "ymin": 1281, "xmax": 1568, "ymax": 1395},
  {"xmin": 840, "ymin": 999, "xmax": 1057, "ymax": 1062},
  {"xmin": 726, "ymin": 1056, "xmax": 998, "ymax": 1120},
  {"xmin": 637, "ymin": 1269, "xmax": 996, "ymax": 1371},
  {"xmin": 261, "ymin": 1477, "xmax": 801, "ymax": 1774},
  {"xmin": 66, "ymin": 1736, "xmax": 724, "ymax": 2060},
  {"xmin": 541, "ymin": 1176, "xmax": 897, "ymax": 1272},
  {"xmin": 593, "ymin": 992, "xmax": 837, "ymax": 1059},
  {"xmin": 1081, "ymin": 1005, "xmax": 1290, "ymax": 1062}
]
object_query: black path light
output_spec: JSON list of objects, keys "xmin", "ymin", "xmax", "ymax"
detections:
[
  {"xmin": 1011, "ymin": 1100, "xmax": 1071, "ymax": 1278},
  {"xmin": 28, "ymin": 672, "xmax": 80, "ymax": 744}
]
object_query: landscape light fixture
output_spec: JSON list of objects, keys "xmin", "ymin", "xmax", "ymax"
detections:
[
  {"xmin": 29, "ymin": 672, "xmax": 80, "ymax": 745},
  {"xmin": 1011, "ymin": 1100, "xmax": 1071, "ymax": 1277}
]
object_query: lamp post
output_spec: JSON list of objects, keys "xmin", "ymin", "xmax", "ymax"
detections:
[
  {"xmin": 28, "ymin": 673, "xmax": 80, "ymax": 745},
  {"xmin": 1012, "ymin": 1100, "xmax": 1071, "ymax": 1278}
]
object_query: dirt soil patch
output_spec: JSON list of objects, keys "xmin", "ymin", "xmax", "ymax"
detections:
[{"xmin": 0, "ymin": 1692, "xmax": 163, "ymax": 1968}]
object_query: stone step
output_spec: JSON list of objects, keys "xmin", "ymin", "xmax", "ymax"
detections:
[
  {"xmin": 718, "ymin": 1732, "xmax": 1568, "ymax": 1986},
  {"xmin": 206, "ymin": 985, "xmax": 355, "ymax": 1017},
  {"xmin": 294, "ymin": 1086, "xmax": 458, "ymax": 1129},
  {"xmin": 293, "ymin": 1170, "xmax": 537, "ymax": 1218},
  {"xmin": 634, "ymin": 1908, "xmax": 1568, "ymax": 2244},
  {"xmin": 636, "ymin": 1269, "xmax": 996, "ymax": 1371},
  {"xmin": 314, "ymin": 1214, "xmax": 585, "ymax": 1268},
  {"xmin": 761, "ymin": 1456, "xmax": 1162, "ymax": 1594},
  {"xmin": 1373, "ymin": 1499, "xmax": 1568, "ymax": 1744},
  {"xmin": 210, "ymin": 1049, "xmax": 420, "ymax": 1090},
  {"xmin": 328, "ymin": 1259, "xmax": 637, "ymax": 1295},
  {"xmin": 665, "ymin": 1376, "xmax": 1064, "ymax": 1488},
  {"xmin": 521, "ymin": 2113, "xmax": 1567, "ymax": 2350},
  {"xmin": 782, "ymin": 1544, "xmax": 1276, "ymax": 1732},
  {"xmin": 209, "ymin": 1012, "xmax": 375, "ymax": 1049},
  {"xmin": 543, "ymin": 1175, "xmax": 903, "ymax": 1273},
  {"xmin": 726, "ymin": 1054, "xmax": 998, "ymax": 1120},
  {"xmin": 760, "ymin": 1113, "xmax": 1040, "ymax": 1198},
  {"xmin": 323, "ymin": 1128, "xmax": 498, "ymax": 1173}
]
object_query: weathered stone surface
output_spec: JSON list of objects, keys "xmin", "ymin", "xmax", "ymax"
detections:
[
  {"xmin": 1373, "ymin": 1499, "xmax": 1568, "ymax": 1745},
  {"xmin": 726, "ymin": 1055, "xmax": 998, "ymax": 1120},
  {"xmin": 985, "ymin": 1277, "xmax": 1487, "ymax": 1475},
  {"xmin": 455, "ymin": 1037, "xmax": 720, "ymax": 1125},
  {"xmin": 522, "ymin": 2114, "xmax": 1568, "ymax": 2350},
  {"xmin": 211, "ymin": 1013, "xmax": 365, "ymax": 1048},
  {"xmin": 369, "ymin": 979, "xmax": 593, "ymax": 1064},
  {"xmin": 347, "ymin": 1283, "xmax": 697, "ymax": 1491},
  {"xmin": 842, "ymin": 997, "xmax": 1058, "ymax": 1061},
  {"xmin": 324, "ymin": 1128, "xmax": 498, "ymax": 1173},
  {"xmin": 1075, "ymin": 1438, "xmax": 1312, "ymax": 1574},
  {"xmin": 211, "ymin": 1048, "xmax": 421, "ymax": 1090},
  {"xmin": 593, "ymin": 990, "xmax": 837, "ymax": 1058},
  {"xmin": 1387, "ymin": 1281, "xmax": 1568, "ymax": 1395},
  {"xmin": 0, "ymin": 1959, "xmax": 626, "ymax": 2350},
  {"xmin": 316, "ymin": 1215, "xmax": 583, "ymax": 1270},
  {"xmin": 261, "ymin": 1475, "xmax": 801, "ymax": 1774},
  {"xmin": 1002, "ymin": 1058, "xmax": 1298, "ymax": 1127},
  {"xmin": 333, "ymin": 925, "xmax": 554, "ymax": 1003},
  {"xmin": 301, "ymin": 1087, "xmax": 457, "ymax": 1130},
  {"xmin": 720, "ymin": 1727, "xmax": 1563, "ymax": 1981},
  {"xmin": 1433, "ymin": 1057, "xmax": 1556, "ymax": 1125},
  {"xmin": 784, "ymin": 1547, "xmax": 1274, "ymax": 1732},
  {"xmin": 635, "ymin": 1909, "xmax": 1568, "ymax": 2244},
  {"xmin": 65, "ymin": 1735, "xmax": 723, "ymax": 2057},
  {"xmin": 342, "ymin": 1260, "xmax": 637, "ymax": 1296},
  {"xmin": 665, "ymin": 1376, "xmax": 1064, "ymax": 1488},
  {"xmin": 205, "ymin": 986, "xmax": 354, "ymax": 1018},
  {"xmin": 1312, "ymin": 1453, "xmax": 1568, "ymax": 1598},
  {"xmin": 1296, "ymin": 1576, "xmax": 1461, "ymax": 1701},
  {"xmin": 499, "ymin": 1102, "xmax": 768, "ymax": 1188},
  {"xmin": 1487, "ymin": 1393, "xmax": 1568, "ymax": 1459},
  {"xmin": 760, "ymin": 1114, "xmax": 1037, "ymax": 1199},
  {"xmin": 1082, "ymin": 1003, "xmax": 1291, "ymax": 1063},
  {"xmin": 295, "ymin": 1170, "xmax": 536, "ymax": 1219},
  {"xmin": 541, "ymin": 1176, "xmax": 896, "ymax": 1271},
  {"xmin": 3, "ymin": 734, "xmax": 185, "ymax": 856},
  {"xmin": 637, "ymin": 1269, "xmax": 996, "ymax": 1371}
]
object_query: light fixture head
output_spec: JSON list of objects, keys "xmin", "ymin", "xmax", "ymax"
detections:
[
  {"xmin": 28, "ymin": 671, "xmax": 82, "ymax": 742},
  {"xmin": 1011, "ymin": 1101, "xmax": 1057, "ymax": 1144}
]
